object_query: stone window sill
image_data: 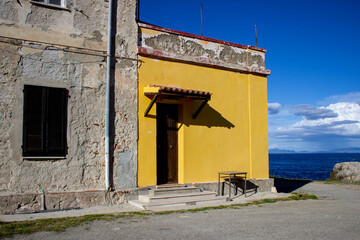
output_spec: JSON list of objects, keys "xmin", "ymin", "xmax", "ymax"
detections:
[
  {"xmin": 30, "ymin": 1, "xmax": 71, "ymax": 12},
  {"xmin": 23, "ymin": 156, "xmax": 67, "ymax": 161}
]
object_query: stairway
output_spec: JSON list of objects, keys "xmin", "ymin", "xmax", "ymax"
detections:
[{"xmin": 129, "ymin": 184, "xmax": 227, "ymax": 210}]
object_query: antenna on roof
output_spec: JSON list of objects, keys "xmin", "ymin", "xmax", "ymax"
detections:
[
  {"xmin": 255, "ymin": 24, "xmax": 258, "ymax": 47},
  {"xmin": 200, "ymin": 3, "xmax": 203, "ymax": 36},
  {"xmin": 137, "ymin": 0, "xmax": 140, "ymax": 21}
]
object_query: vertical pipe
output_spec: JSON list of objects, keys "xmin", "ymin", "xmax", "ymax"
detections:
[
  {"xmin": 247, "ymin": 75, "xmax": 252, "ymax": 179},
  {"xmin": 200, "ymin": 3, "xmax": 203, "ymax": 36},
  {"xmin": 105, "ymin": 0, "xmax": 114, "ymax": 190},
  {"xmin": 42, "ymin": 189, "xmax": 46, "ymax": 211}
]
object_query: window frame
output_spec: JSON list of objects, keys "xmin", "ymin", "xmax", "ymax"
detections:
[
  {"xmin": 22, "ymin": 85, "xmax": 68, "ymax": 158},
  {"xmin": 30, "ymin": 0, "xmax": 69, "ymax": 11}
]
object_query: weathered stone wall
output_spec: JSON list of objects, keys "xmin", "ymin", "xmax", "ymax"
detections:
[
  {"xmin": 0, "ymin": 189, "xmax": 134, "ymax": 214},
  {"xmin": 138, "ymin": 23, "xmax": 270, "ymax": 75},
  {"xmin": 0, "ymin": 0, "xmax": 138, "ymax": 212}
]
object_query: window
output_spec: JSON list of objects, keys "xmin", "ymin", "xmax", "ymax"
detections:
[
  {"xmin": 31, "ymin": 0, "xmax": 66, "ymax": 8},
  {"xmin": 23, "ymin": 85, "xmax": 68, "ymax": 157}
]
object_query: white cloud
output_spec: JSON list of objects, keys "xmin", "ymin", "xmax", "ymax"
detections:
[
  {"xmin": 268, "ymin": 102, "xmax": 281, "ymax": 115},
  {"xmin": 294, "ymin": 102, "xmax": 360, "ymax": 135},
  {"xmin": 319, "ymin": 92, "xmax": 360, "ymax": 105},
  {"xmin": 291, "ymin": 104, "xmax": 338, "ymax": 120},
  {"xmin": 272, "ymin": 102, "xmax": 360, "ymax": 138}
]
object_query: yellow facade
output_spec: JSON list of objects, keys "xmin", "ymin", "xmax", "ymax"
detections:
[{"xmin": 138, "ymin": 55, "xmax": 269, "ymax": 187}]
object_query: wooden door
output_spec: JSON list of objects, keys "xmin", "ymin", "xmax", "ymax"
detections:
[{"xmin": 157, "ymin": 103, "xmax": 178, "ymax": 185}]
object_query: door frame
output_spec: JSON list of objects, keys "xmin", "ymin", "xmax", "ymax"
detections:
[{"xmin": 156, "ymin": 103, "xmax": 179, "ymax": 185}]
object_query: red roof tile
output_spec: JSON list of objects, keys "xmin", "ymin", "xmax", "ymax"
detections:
[{"xmin": 150, "ymin": 85, "xmax": 212, "ymax": 98}]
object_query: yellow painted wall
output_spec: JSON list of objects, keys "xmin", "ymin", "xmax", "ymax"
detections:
[{"xmin": 138, "ymin": 57, "xmax": 269, "ymax": 187}]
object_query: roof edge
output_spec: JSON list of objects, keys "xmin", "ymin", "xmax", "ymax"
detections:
[
  {"xmin": 138, "ymin": 21, "xmax": 267, "ymax": 53},
  {"xmin": 138, "ymin": 46, "xmax": 271, "ymax": 76}
]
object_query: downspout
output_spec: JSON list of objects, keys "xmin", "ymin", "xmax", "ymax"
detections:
[{"xmin": 105, "ymin": 0, "xmax": 114, "ymax": 190}]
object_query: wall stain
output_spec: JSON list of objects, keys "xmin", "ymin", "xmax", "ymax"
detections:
[
  {"xmin": 145, "ymin": 34, "xmax": 181, "ymax": 53},
  {"xmin": 219, "ymin": 46, "xmax": 247, "ymax": 65}
]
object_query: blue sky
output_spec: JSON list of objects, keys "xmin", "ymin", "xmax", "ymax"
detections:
[{"xmin": 139, "ymin": 0, "xmax": 360, "ymax": 152}]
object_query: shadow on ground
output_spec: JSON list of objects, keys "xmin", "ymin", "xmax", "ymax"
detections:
[{"xmin": 272, "ymin": 177, "xmax": 313, "ymax": 193}]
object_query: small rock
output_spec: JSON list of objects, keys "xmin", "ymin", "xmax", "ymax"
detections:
[{"xmin": 329, "ymin": 162, "xmax": 360, "ymax": 183}]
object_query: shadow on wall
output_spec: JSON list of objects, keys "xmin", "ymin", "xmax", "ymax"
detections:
[{"xmin": 183, "ymin": 102, "xmax": 235, "ymax": 129}]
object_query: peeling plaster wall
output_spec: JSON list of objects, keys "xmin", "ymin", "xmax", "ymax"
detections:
[
  {"xmin": 0, "ymin": 0, "xmax": 138, "ymax": 211},
  {"xmin": 139, "ymin": 26, "xmax": 267, "ymax": 71}
]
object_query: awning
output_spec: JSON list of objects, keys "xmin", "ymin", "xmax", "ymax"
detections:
[{"xmin": 144, "ymin": 85, "xmax": 212, "ymax": 119}]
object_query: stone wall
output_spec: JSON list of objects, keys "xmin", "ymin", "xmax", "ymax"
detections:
[
  {"xmin": 0, "ymin": 189, "xmax": 135, "ymax": 214},
  {"xmin": 138, "ymin": 22, "xmax": 271, "ymax": 76},
  {"xmin": 0, "ymin": 0, "xmax": 138, "ymax": 212}
]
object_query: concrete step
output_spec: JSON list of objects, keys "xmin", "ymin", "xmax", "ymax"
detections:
[
  {"xmin": 139, "ymin": 191, "xmax": 215, "ymax": 203},
  {"xmin": 156, "ymin": 184, "xmax": 187, "ymax": 189},
  {"xmin": 129, "ymin": 193, "xmax": 227, "ymax": 210},
  {"xmin": 149, "ymin": 186, "xmax": 200, "ymax": 196}
]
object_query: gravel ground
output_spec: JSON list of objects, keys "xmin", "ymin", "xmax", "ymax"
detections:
[{"xmin": 7, "ymin": 182, "xmax": 360, "ymax": 240}]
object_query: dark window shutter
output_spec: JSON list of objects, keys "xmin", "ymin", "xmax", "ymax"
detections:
[
  {"xmin": 23, "ymin": 86, "xmax": 44, "ymax": 155},
  {"xmin": 46, "ymin": 87, "xmax": 67, "ymax": 155},
  {"xmin": 23, "ymin": 85, "xmax": 67, "ymax": 157}
]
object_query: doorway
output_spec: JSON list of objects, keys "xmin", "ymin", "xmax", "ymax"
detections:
[{"xmin": 156, "ymin": 103, "xmax": 178, "ymax": 185}]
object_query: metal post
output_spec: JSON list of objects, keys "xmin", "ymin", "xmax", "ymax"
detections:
[
  {"xmin": 218, "ymin": 173, "xmax": 220, "ymax": 196},
  {"xmin": 229, "ymin": 173, "xmax": 231, "ymax": 199},
  {"xmin": 200, "ymin": 3, "xmax": 203, "ymax": 36},
  {"xmin": 255, "ymin": 24, "xmax": 258, "ymax": 47},
  {"xmin": 244, "ymin": 173, "xmax": 247, "ymax": 197},
  {"xmin": 105, "ymin": 0, "xmax": 114, "ymax": 191},
  {"xmin": 137, "ymin": 0, "xmax": 140, "ymax": 21}
]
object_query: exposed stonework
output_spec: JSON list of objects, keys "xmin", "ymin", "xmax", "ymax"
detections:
[
  {"xmin": 183, "ymin": 40, "xmax": 206, "ymax": 57},
  {"xmin": 144, "ymin": 34, "xmax": 181, "ymax": 53},
  {"xmin": 219, "ymin": 46, "xmax": 247, "ymax": 65},
  {"xmin": 139, "ymin": 22, "xmax": 269, "ymax": 75},
  {"xmin": 73, "ymin": 1, "xmax": 107, "ymax": 41},
  {"xmin": 0, "ymin": 0, "xmax": 138, "ymax": 213},
  {"xmin": 0, "ymin": 190, "xmax": 134, "ymax": 214},
  {"xmin": 0, "ymin": 194, "xmax": 42, "ymax": 213},
  {"xmin": 0, "ymin": 0, "xmax": 19, "ymax": 22},
  {"xmin": 26, "ymin": 5, "xmax": 64, "ymax": 31}
]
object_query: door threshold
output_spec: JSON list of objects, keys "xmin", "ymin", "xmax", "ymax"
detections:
[{"xmin": 156, "ymin": 183, "xmax": 186, "ymax": 189}]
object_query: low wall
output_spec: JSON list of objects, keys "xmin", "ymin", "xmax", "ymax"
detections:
[{"xmin": 0, "ymin": 189, "xmax": 134, "ymax": 214}]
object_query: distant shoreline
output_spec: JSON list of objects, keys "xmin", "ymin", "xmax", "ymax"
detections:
[{"xmin": 269, "ymin": 153, "xmax": 359, "ymax": 181}]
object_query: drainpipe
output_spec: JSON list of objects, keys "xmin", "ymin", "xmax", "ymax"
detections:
[{"xmin": 105, "ymin": 0, "xmax": 114, "ymax": 190}]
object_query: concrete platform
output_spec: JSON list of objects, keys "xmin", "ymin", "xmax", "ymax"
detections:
[
  {"xmin": 0, "ymin": 191, "xmax": 289, "ymax": 222},
  {"xmin": 149, "ymin": 186, "xmax": 200, "ymax": 196}
]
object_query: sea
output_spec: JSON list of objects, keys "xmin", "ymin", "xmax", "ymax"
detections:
[{"xmin": 269, "ymin": 153, "xmax": 360, "ymax": 181}]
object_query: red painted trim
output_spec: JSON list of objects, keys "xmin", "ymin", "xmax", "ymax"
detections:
[
  {"xmin": 138, "ymin": 47, "xmax": 271, "ymax": 76},
  {"xmin": 138, "ymin": 22, "xmax": 267, "ymax": 53}
]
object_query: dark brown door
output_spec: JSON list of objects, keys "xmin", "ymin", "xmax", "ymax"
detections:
[{"xmin": 157, "ymin": 103, "xmax": 178, "ymax": 185}]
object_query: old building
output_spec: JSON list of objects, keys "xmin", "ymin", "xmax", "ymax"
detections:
[
  {"xmin": 0, "ymin": 0, "xmax": 272, "ymax": 213},
  {"xmin": 0, "ymin": 0, "xmax": 138, "ymax": 212},
  {"xmin": 137, "ymin": 23, "xmax": 272, "ymax": 191}
]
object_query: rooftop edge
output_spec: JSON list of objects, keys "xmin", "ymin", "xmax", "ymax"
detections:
[{"xmin": 138, "ymin": 21, "xmax": 267, "ymax": 53}]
